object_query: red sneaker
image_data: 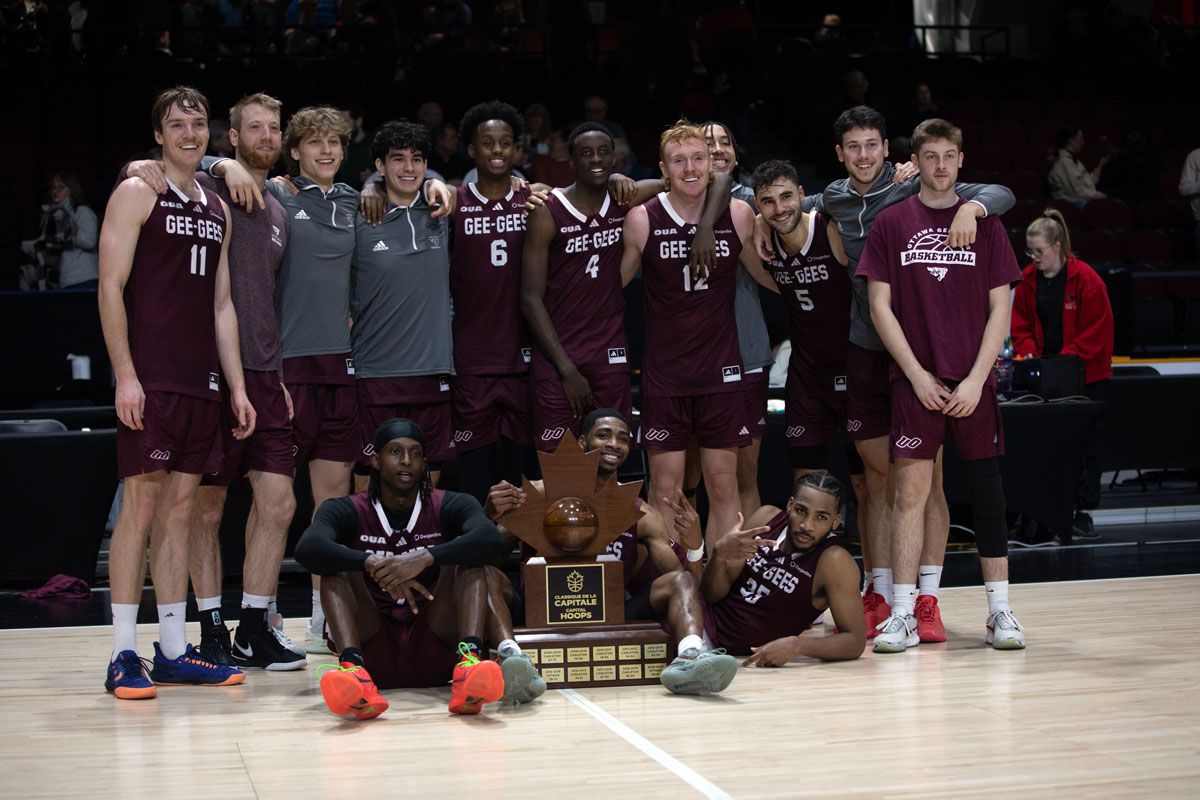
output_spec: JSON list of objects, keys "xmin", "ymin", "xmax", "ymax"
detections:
[
  {"xmin": 863, "ymin": 591, "xmax": 890, "ymax": 639},
  {"xmin": 319, "ymin": 662, "xmax": 389, "ymax": 720},
  {"xmin": 448, "ymin": 644, "xmax": 504, "ymax": 715},
  {"xmin": 915, "ymin": 595, "xmax": 947, "ymax": 643}
]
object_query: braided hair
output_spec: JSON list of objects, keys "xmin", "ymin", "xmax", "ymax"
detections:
[
  {"xmin": 793, "ymin": 470, "xmax": 846, "ymax": 516},
  {"xmin": 367, "ymin": 418, "xmax": 433, "ymax": 507}
]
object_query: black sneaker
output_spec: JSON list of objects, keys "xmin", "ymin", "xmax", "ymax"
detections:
[
  {"xmin": 198, "ymin": 621, "xmax": 234, "ymax": 667},
  {"xmin": 231, "ymin": 621, "xmax": 308, "ymax": 671},
  {"xmin": 1070, "ymin": 511, "xmax": 1102, "ymax": 542}
]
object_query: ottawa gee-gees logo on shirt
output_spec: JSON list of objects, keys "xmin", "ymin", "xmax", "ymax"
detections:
[{"xmin": 901, "ymin": 228, "xmax": 975, "ymax": 281}]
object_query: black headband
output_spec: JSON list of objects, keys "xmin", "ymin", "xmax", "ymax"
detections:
[{"xmin": 373, "ymin": 418, "xmax": 426, "ymax": 454}]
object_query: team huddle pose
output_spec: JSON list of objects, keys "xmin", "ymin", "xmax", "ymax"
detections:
[{"xmin": 97, "ymin": 85, "xmax": 1024, "ymax": 715}]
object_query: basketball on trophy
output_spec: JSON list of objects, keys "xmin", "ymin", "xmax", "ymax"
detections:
[{"xmin": 543, "ymin": 497, "xmax": 599, "ymax": 553}]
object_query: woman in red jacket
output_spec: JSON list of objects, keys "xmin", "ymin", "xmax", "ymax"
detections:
[{"xmin": 1011, "ymin": 208, "xmax": 1114, "ymax": 539}]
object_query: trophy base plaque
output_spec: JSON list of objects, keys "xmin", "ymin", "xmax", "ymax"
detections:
[{"xmin": 514, "ymin": 622, "xmax": 674, "ymax": 688}]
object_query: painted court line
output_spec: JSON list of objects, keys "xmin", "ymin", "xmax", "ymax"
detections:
[{"xmin": 560, "ymin": 688, "xmax": 733, "ymax": 800}]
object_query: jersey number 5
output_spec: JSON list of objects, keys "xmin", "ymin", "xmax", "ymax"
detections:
[
  {"xmin": 584, "ymin": 254, "xmax": 600, "ymax": 278},
  {"xmin": 794, "ymin": 288, "xmax": 814, "ymax": 310}
]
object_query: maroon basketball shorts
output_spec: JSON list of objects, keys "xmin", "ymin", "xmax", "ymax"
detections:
[
  {"xmin": 451, "ymin": 373, "xmax": 533, "ymax": 452},
  {"xmin": 117, "ymin": 390, "xmax": 221, "ymax": 479},
  {"xmin": 357, "ymin": 376, "xmax": 455, "ymax": 465},
  {"xmin": 532, "ymin": 369, "xmax": 632, "ymax": 452},
  {"xmin": 741, "ymin": 368, "xmax": 770, "ymax": 440},
  {"xmin": 203, "ymin": 370, "xmax": 295, "ymax": 487},
  {"xmin": 357, "ymin": 606, "xmax": 458, "ymax": 690},
  {"xmin": 890, "ymin": 379, "xmax": 1005, "ymax": 461},
  {"xmin": 638, "ymin": 391, "xmax": 751, "ymax": 452},
  {"xmin": 288, "ymin": 382, "xmax": 361, "ymax": 467},
  {"xmin": 785, "ymin": 383, "xmax": 847, "ymax": 448},
  {"xmin": 845, "ymin": 343, "xmax": 892, "ymax": 442}
]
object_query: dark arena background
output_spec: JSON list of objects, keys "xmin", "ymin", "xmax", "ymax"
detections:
[{"xmin": 1, "ymin": 1, "xmax": 1198, "ymax": 797}]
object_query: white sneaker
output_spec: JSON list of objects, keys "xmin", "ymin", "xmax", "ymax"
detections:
[
  {"xmin": 873, "ymin": 611, "xmax": 919, "ymax": 653},
  {"xmin": 304, "ymin": 618, "xmax": 333, "ymax": 655},
  {"xmin": 269, "ymin": 613, "xmax": 304, "ymax": 656},
  {"xmin": 986, "ymin": 609, "xmax": 1026, "ymax": 650}
]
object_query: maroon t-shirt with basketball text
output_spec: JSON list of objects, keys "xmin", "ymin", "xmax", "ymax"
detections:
[
  {"xmin": 532, "ymin": 189, "xmax": 630, "ymax": 380},
  {"xmin": 856, "ymin": 195, "xmax": 1020, "ymax": 384},
  {"xmin": 124, "ymin": 179, "xmax": 227, "ymax": 400},
  {"xmin": 451, "ymin": 183, "xmax": 534, "ymax": 375},
  {"xmin": 640, "ymin": 194, "xmax": 744, "ymax": 398}
]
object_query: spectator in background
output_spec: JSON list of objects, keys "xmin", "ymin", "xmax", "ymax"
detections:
[
  {"xmin": 337, "ymin": 105, "xmax": 375, "ymax": 189},
  {"xmin": 20, "ymin": 172, "xmax": 99, "ymax": 290},
  {"xmin": 841, "ymin": 70, "xmax": 872, "ymax": 110},
  {"xmin": 68, "ymin": 0, "xmax": 91, "ymax": 55},
  {"xmin": 1011, "ymin": 209, "xmax": 1113, "ymax": 540},
  {"xmin": 1049, "ymin": 126, "xmax": 1108, "ymax": 206},
  {"xmin": 902, "ymin": 82, "xmax": 944, "ymax": 134},
  {"xmin": 812, "ymin": 12, "xmax": 847, "ymax": 50},
  {"xmin": 418, "ymin": 0, "xmax": 472, "ymax": 52},
  {"xmin": 491, "ymin": 0, "xmax": 524, "ymax": 53},
  {"xmin": 582, "ymin": 96, "xmax": 626, "ymax": 141},
  {"xmin": 523, "ymin": 102, "xmax": 553, "ymax": 156},
  {"xmin": 209, "ymin": 119, "xmax": 235, "ymax": 158},
  {"xmin": 1180, "ymin": 145, "xmax": 1200, "ymax": 264},
  {"xmin": 530, "ymin": 129, "xmax": 574, "ymax": 188},
  {"xmin": 417, "ymin": 100, "xmax": 444, "ymax": 137},
  {"xmin": 1098, "ymin": 130, "xmax": 1160, "ymax": 204},
  {"xmin": 6, "ymin": 0, "xmax": 50, "ymax": 53},
  {"xmin": 428, "ymin": 122, "xmax": 472, "ymax": 185}
]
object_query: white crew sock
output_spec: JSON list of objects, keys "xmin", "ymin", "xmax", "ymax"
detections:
[
  {"xmin": 498, "ymin": 638, "xmax": 521, "ymax": 655},
  {"xmin": 241, "ymin": 593, "xmax": 271, "ymax": 609},
  {"xmin": 872, "ymin": 568, "xmax": 893, "ymax": 604},
  {"xmin": 918, "ymin": 565, "xmax": 943, "ymax": 599},
  {"xmin": 677, "ymin": 634, "xmax": 704, "ymax": 654},
  {"xmin": 157, "ymin": 602, "xmax": 188, "ymax": 659},
  {"xmin": 892, "ymin": 584, "xmax": 918, "ymax": 617},
  {"xmin": 196, "ymin": 595, "xmax": 222, "ymax": 612},
  {"xmin": 311, "ymin": 588, "xmax": 324, "ymax": 622},
  {"xmin": 985, "ymin": 581, "xmax": 1010, "ymax": 615},
  {"xmin": 268, "ymin": 597, "xmax": 278, "ymax": 617},
  {"xmin": 111, "ymin": 603, "xmax": 140, "ymax": 661}
]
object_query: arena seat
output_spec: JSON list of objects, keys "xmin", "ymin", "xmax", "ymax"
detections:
[
  {"xmin": 1011, "ymin": 145, "xmax": 1053, "ymax": 172},
  {"xmin": 1072, "ymin": 229, "xmax": 1122, "ymax": 264},
  {"xmin": 1122, "ymin": 229, "xmax": 1175, "ymax": 264},
  {"xmin": 1082, "ymin": 198, "xmax": 1134, "ymax": 230},
  {"xmin": 949, "ymin": 97, "xmax": 993, "ymax": 122},
  {"xmin": 978, "ymin": 119, "xmax": 1025, "ymax": 148},
  {"xmin": 1048, "ymin": 200, "xmax": 1083, "ymax": 228},
  {"xmin": 1135, "ymin": 197, "xmax": 1186, "ymax": 230},
  {"xmin": 1134, "ymin": 299, "xmax": 1177, "ymax": 347},
  {"xmin": 966, "ymin": 143, "xmax": 1009, "ymax": 172},
  {"xmin": 995, "ymin": 97, "xmax": 1040, "ymax": 122},
  {"xmin": 1092, "ymin": 98, "xmax": 1132, "ymax": 122},
  {"xmin": 998, "ymin": 171, "xmax": 1045, "ymax": 201},
  {"xmin": 1028, "ymin": 119, "xmax": 1067, "ymax": 147}
]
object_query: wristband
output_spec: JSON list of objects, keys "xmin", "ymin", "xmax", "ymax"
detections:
[{"xmin": 686, "ymin": 546, "xmax": 704, "ymax": 562}]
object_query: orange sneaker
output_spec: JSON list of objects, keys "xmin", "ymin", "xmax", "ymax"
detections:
[
  {"xmin": 863, "ymin": 591, "xmax": 890, "ymax": 639},
  {"xmin": 915, "ymin": 595, "xmax": 947, "ymax": 643},
  {"xmin": 319, "ymin": 662, "xmax": 389, "ymax": 720},
  {"xmin": 448, "ymin": 644, "xmax": 504, "ymax": 715}
]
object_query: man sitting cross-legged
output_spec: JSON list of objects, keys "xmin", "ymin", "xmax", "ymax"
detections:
[
  {"xmin": 702, "ymin": 471, "xmax": 867, "ymax": 666},
  {"xmin": 295, "ymin": 418, "xmax": 527, "ymax": 719},
  {"xmin": 486, "ymin": 408, "xmax": 741, "ymax": 694}
]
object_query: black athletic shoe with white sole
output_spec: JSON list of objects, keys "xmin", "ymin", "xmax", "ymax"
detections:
[{"xmin": 231, "ymin": 622, "xmax": 308, "ymax": 671}]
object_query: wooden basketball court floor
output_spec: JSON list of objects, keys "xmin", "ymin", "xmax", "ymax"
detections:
[{"xmin": 2, "ymin": 574, "xmax": 1197, "ymax": 799}]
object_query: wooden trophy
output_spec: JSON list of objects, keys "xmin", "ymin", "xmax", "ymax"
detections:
[{"xmin": 499, "ymin": 435, "xmax": 672, "ymax": 688}]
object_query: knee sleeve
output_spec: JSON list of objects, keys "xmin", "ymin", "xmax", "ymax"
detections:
[
  {"xmin": 964, "ymin": 457, "xmax": 1007, "ymax": 558},
  {"xmin": 788, "ymin": 444, "xmax": 828, "ymax": 470}
]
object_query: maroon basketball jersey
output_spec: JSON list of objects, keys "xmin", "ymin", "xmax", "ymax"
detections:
[
  {"xmin": 451, "ymin": 183, "xmax": 533, "ymax": 375},
  {"xmin": 605, "ymin": 501, "xmax": 643, "ymax": 586},
  {"xmin": 765, "ymin": 211, "xmax": 851, "ymax": 397},
  {"xmin": 348, "ymin": 490, "xmax": 447, "ymax": 613},
  {"xmin": 125, "ymin": 179, "xmax": 227, "ymax": 400},
  {"xmin": 707, "ymin": 510, "xmax": 843, "ymax": 652},
  {"xmin": 532, "ymin": 189, "xmax": 630, "ymax": 380},
  {"xmin": 641, "ymin": 194, "xmax": 744, "ymax": 397}
]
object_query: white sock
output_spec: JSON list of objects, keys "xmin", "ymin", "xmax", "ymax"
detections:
[
  {"xmin": 311, "ymin": 588, "xmax": 324, "ymax": 621},
  {"xmin": 498, "ymin": 638, "xmax": 521, "ymax": 655},
  {"xmin": 918, "ymin": 565, "xmax": 943, "ymax": 599},
  {"xmin": 157, "ymin": 602, "xmax": 188, "ymax": 659},
  {"xmin": 241, "ymin": 592, "xmax": 271, "ymax": 609},
  {"xmin": 268, "ymin": 597, "xmax": 278, "ymax": 617},
  {"xmin": 111, "ymin": 603, "xmax": 140, "ymax": 661},
  {"xmin": 892, "ymin": 584, "xmax": 918, "ymax": 617},
  {"xmin": 678, "ymin": 634, "xmax": 704, "ymax": 654},
  {"xmin": 196, "ymin": 595, "xmax": 221, "ymax": 612},
  {"xmin": 985, "ymin": 581, "xmax": 1010, "ymax": 615},
  {"xmin": 872, "ymin": 568, "xmax": 893, "ymax": 604}
]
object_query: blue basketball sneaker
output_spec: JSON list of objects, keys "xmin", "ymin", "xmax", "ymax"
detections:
[
  {"xmin": 105, "ymin": 650, "xmax": 157, "ymax": 700},
  {"xmin": 149, "ymin": 642, "xmax": 246, "ymax": 687}
]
